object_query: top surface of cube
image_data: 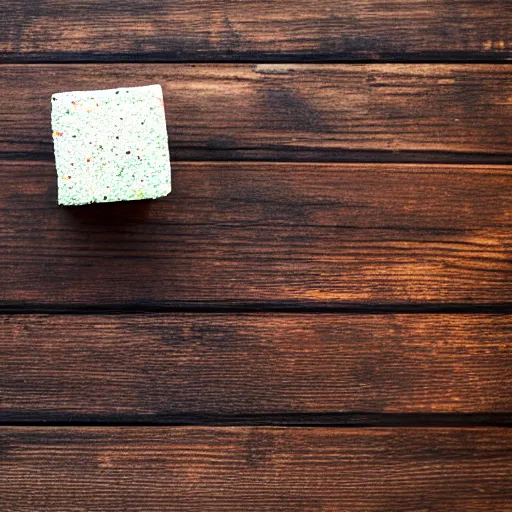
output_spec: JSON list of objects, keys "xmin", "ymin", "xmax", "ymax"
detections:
[{"xmin": 51, "ymin": 84, "xmax": 171, "ymax": 206}]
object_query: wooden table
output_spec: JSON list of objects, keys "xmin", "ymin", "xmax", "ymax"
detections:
[{"xmin": 1, "ymin": 1, "xmax": 511, "ymax": 510}]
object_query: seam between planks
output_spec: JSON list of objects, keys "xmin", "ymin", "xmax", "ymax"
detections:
[
  {"xmin": 1, "ymin": 59, "xmax": 512, "ymax": 65},
  {"xmin": 1, "ymin": 303, "xmax": 512, "ymax": 315},
  {"xmin": 1, "ymin": 413, "xmax": 511, "ymax": 428}
]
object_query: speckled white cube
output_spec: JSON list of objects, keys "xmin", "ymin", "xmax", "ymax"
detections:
[{"xmin": 51, "ymin": 84, "xmax": 171, "ymax": 206}]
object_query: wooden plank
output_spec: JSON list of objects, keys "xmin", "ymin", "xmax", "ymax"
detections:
[
  {"xmin": 1, "ymin": 64, "xmax": 511, "ymax": 160},
  {"xmin": 1, "ymin": 0, "xmax": 510, "ymax": 62},
  {"xmin": 1, "ymin": 427, "xmax": 511, "ymax": 511},
  {"xmin": 0, "ymin": 161, "xmax": 510, "ymax": 306},
  {"xmin": 1, "ymin": 314, "xmax": 511, "ymax": 421}
]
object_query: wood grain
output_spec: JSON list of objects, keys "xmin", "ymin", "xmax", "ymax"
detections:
[
  {"xmin": 2, "ymin": 427, "xmax": 511, "ymax": 511},
  {"xmin": 1, "ymin": 161, "xmax": 510, "ymax": 307},
  {"xmin": 1, "ymin": 0, "xmax": 510, "ymax": 62},
  {"xmin": 1, "ymin": 314, "xmax": 511, "ymax": 422},
  {"xmin": 1, "ymin": 64, "xmax": 511, "ymax": 161}
]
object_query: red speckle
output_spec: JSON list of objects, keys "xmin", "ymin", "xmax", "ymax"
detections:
[
  {"xmin": 71, "ymin": 101, "xmax": 77, "ymax": 106},
  {"xmin": 141, "ymin": 179, "xmax": 144, "ymax": 182},
  {"xmin": 53, "ymin": 131, "xmax": 63, "ymax": 137},
  {"xmin": 126, "ymin": 151, "xmax": 131, "ymax": 155},
  {"xmin": 68, "ymin": 176, "xmax": 71, "ymax": 179},
  {"xmin": 71, "ymin": 163, "xmax": 74, "ymax": 166},
  {"xmin": 87, "ymin": 158, "xmax": 91, "ymax": 162}
]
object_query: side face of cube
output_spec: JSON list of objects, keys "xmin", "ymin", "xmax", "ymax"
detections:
[{"xmin": 51, "ymin": 84, "xmax": 171, "ymax": 206}]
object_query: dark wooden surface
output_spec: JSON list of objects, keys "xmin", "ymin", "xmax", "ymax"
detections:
[
  {"xmin": 2, "ymin": 428, "xmax": 511, "ymax": 511},
  {"xmin": 1, "ymin": 314, "xmax": 511, "ymax": 423},
  {"xmin": 1, "ymin": 0, "xmax": 511, "ymax": 510},
  {"xmin": 2, "ymin": 64, "xmax": 511, "ymax": 161},
  {"xmin": 1, "ymin": 162, "xmax": 510, "ymax": 307},
  {"xmin": 1, "ymin": 0, "xmax": 510, "ymax": 62}
]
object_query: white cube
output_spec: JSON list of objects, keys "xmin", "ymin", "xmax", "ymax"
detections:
[{"xmin": 51, "ymin": 84, "xmax": 171, "ymax": 206}]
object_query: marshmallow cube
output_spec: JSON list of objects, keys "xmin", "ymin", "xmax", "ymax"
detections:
[{"xmin": 51, "ymin": 84, "xmax": 171, "ymax": 206}]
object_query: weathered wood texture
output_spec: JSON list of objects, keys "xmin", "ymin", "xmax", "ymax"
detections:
[
  {"xmin": 1, "ymin": 0, "xmax": 510, "ymax": 62},
  {"xmin": 1, "ymin": 314, "xmax": 511, "ymax": 422},
  {"xmin": 1, "ymin": 64, "xmax": 511, "ymax": 161},
  {"xmin": 1, "ymin": 162, "xmax": 510, "ymax": 306},
  {"xmin": 2, "ymin": 427, "xmax": 511, "ymax": 511}
]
